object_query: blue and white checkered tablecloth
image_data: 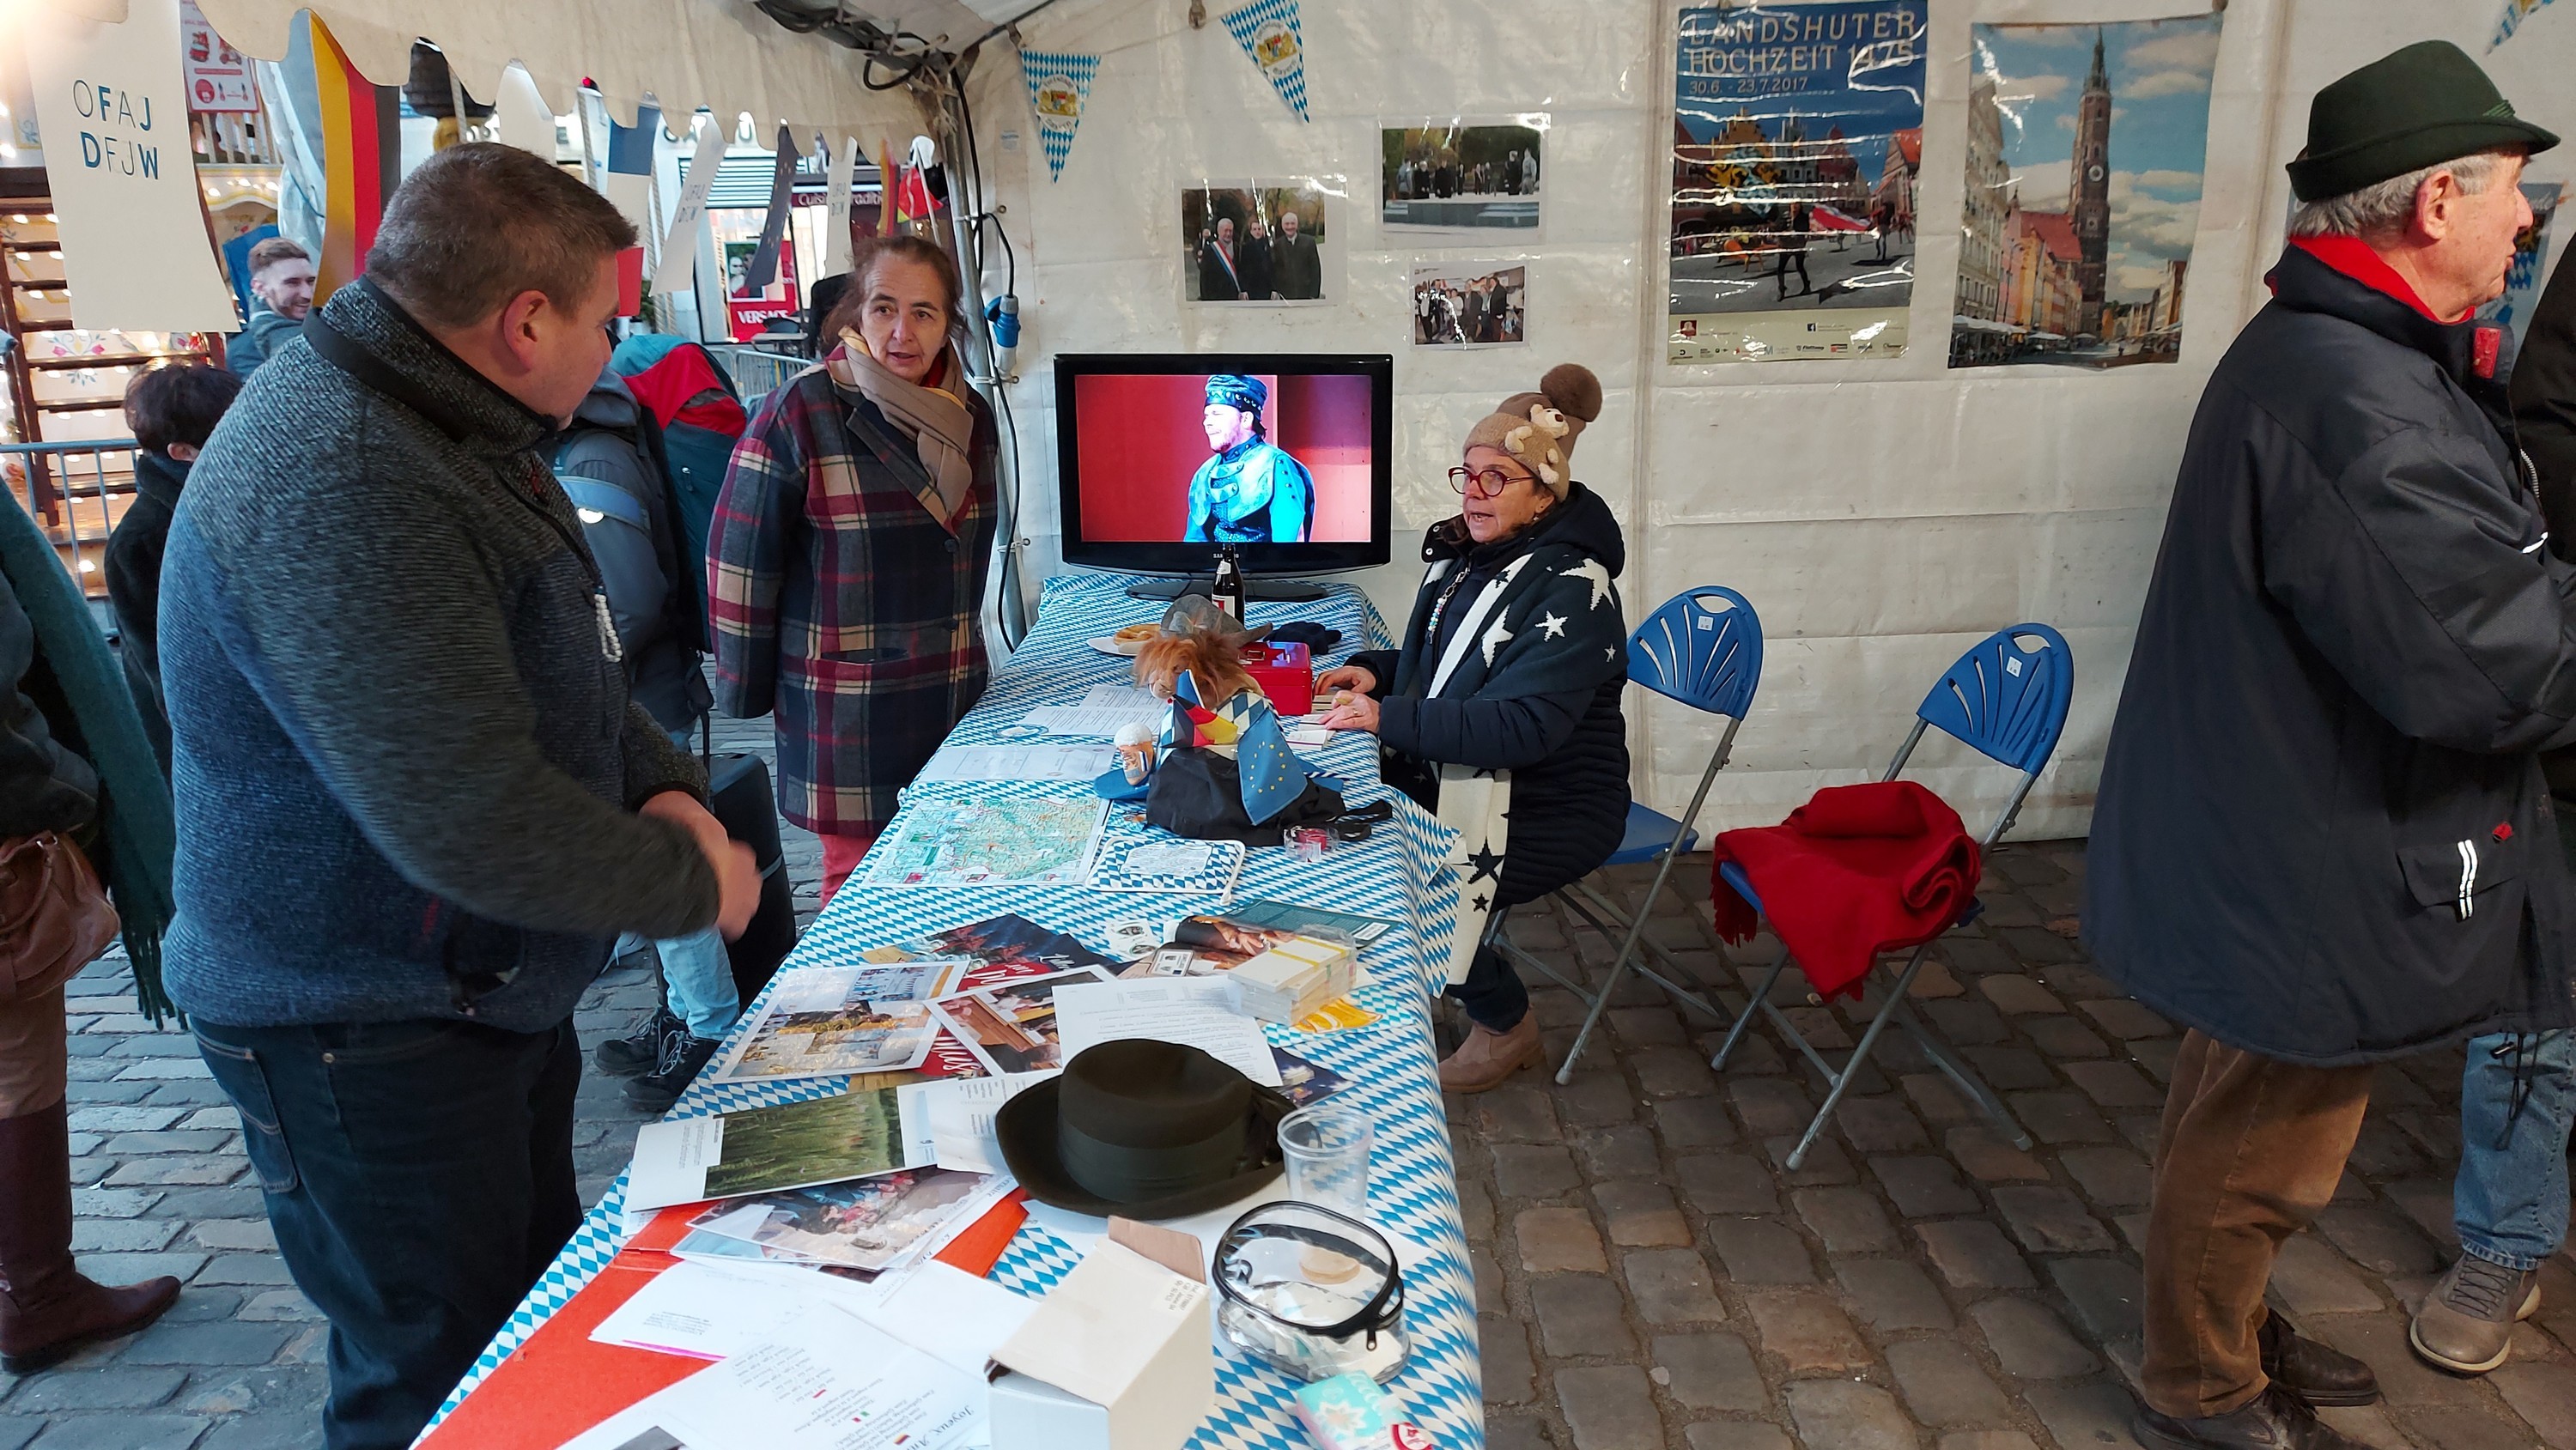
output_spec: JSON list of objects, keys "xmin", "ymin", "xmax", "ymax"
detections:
[{"xmin": 429, "ymin": 573, "xmax": 1481, "ymax": 1450}]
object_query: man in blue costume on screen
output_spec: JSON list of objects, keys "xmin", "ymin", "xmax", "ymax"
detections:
[{"xmin": 1183, "ymin": 373, "xmax": 1315, "ymax": 544}]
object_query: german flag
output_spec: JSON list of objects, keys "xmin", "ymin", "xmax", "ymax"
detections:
[{"xmin": 309, "ymin": 15, "xmax": 400, "ymax": 302}]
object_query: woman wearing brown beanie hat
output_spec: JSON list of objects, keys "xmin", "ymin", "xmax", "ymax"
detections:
[{"xmin": 1319, "ymin": 363, "xmax": 1631, "ymax": 1091}]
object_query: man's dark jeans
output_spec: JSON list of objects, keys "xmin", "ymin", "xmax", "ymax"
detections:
[{"xmin": 193, "ymin": 1016, "xmax": 581, "ymax": 1450}]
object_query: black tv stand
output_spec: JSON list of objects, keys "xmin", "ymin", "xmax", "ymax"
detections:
[{"xmin": 1124, "ymin": 574, "xmax": 1328, "ymax": 604}]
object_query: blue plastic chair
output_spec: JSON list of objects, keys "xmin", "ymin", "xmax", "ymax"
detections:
[
  {"xmin": 1484, "ymin": 588, "xmax": 1764, "ymax": 1082},
  {"xmin": 1708, "ymin": 623, "xmax": 2074, "ymax": 1170}
]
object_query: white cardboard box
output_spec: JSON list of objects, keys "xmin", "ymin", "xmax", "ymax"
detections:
[{"xmin": 987, "ymin": 1241, "xmax": 1212, "ymax": 1450}]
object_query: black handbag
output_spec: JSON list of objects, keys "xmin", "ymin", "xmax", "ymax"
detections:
[
  {"xmin": 1146, "ymin": 747, "xmax": 1345, "ymax": 846},
  {"xmin": 706, "ymin": 752, "xmax": 799, "ymax": 1004}
]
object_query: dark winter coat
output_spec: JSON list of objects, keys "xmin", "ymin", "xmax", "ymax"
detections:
[
  {"xmin": 1349, "ymin": 482, "xmax": 1630, "ymax": 907},
  {"xmin": 557, "ymin": 372, "xmax": 712, "ymax": 735},
  {"xmin": 2085, "ymin": 242, "xmax": 2576, "ymax": 1066},
  {"xmin": 1272, "ymin": 232, "xmax": 1322, "ymax": 302},
  {"xmin": 159, "ymin": 277, "xmax": 718, "ymax": 1032},
  {"xmin": 104, "ymin": 450, "xmax": 186, "ymax": 771},
  {"xmin": 223, "ymin": 305, "xmax": 299, "ymax": 380},
  {"xmin": 1238, "ymin": 234, "xmax": 1274, "ymax": 302},
  {"xmin": 1197, "ymin": 240, "xmax": 1243, "ymax": 301},
  {"xmin": 2513, "ymin": 250, "xmax": 2576, "ymax": 548}
]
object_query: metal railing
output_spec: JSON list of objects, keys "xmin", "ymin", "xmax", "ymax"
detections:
[
  {"xmin": 0, "ymin": 439, "xmax": 138, "ymax": 598},
  {"xmin": 704, "ymin": 344, "xmax": 811, "ymax": 410}
]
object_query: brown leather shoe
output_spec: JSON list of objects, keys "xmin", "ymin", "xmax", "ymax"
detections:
[
  {"xmin": 0, "ymin": 1101, "xmax": 182, "ymax": 1373},
  {"xmin": 1438, "ymin": 1015, "xmax": 1541, "ymax": 1094}
]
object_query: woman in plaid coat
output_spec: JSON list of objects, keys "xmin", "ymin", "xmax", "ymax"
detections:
[{"xmin": 710, "ymin": 237, "xmax": 999, "ymax": 900}]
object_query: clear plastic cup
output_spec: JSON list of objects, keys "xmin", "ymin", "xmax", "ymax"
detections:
[{"xmin": 1278, "ymin": 1102, "xmax": 1372, "ymax": 1217}]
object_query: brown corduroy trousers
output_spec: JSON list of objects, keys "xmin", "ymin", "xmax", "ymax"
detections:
[{"xmin": 2140, "ymin": 1029, "xmax": 2376, "ymax": 1418}]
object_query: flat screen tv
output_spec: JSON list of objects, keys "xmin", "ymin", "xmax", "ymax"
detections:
[{"xmin": 1054, "ymin": 353, "xmax": 1394, "ymax": 599}]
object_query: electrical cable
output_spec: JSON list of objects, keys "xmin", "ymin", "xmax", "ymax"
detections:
[{"xmin": 941, "ymin": 68, "xmax": 1032, "ymax": 650}]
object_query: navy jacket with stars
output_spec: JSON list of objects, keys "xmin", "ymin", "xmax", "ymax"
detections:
[{"xmin": 1349, "ymin": 481, "xmax": 1630, "ymax": 907}]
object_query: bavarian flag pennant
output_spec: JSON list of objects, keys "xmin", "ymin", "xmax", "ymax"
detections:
[
  {"xmin": 1018, "ymin": 49, "xmax": 1098, "ymax": 182},
  {"xmin": 1219, "ymin": 0, "xmax": 1310, "ymax": 122}
]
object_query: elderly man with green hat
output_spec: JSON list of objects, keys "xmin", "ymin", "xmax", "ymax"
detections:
[{"xmin": 2086, "ymin": 39, "xmax": 2566, "ymax": 1450}]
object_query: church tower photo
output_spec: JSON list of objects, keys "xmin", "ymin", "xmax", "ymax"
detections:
[{"xmin": 2070, "ymin": 29, "xmax": 2111, "ymax": 336}]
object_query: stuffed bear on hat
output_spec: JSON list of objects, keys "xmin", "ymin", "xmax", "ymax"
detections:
[{"xmin": 1461, "ymin": 362, "xmax": 1605, "ymax": 498}]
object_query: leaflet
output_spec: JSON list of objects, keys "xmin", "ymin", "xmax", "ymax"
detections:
[
  {"xmin": 558, "ymin": 1304, "xmax": 982, "ymax": 1450},
  {"xmin": 895, "ymin": 1071, "xmax": 1057, "ymax": 1174},
  {"xmin": 1051, "ymin": 977, "xmax": 1284, "ymax": 1087}
]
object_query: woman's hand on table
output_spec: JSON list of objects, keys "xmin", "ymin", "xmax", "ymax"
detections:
[
  {"xmin": 1315, "ymin": 664, "xmax": 1377, "ymax": 697},
  {"xmin": 1320, "ymin": 691, "xmax": 1382, "ymax": 735}
]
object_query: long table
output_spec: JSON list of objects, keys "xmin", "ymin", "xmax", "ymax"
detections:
[{"xmin": 431, "ymin": 573, "xmax": 1485, "ymax": 1450}]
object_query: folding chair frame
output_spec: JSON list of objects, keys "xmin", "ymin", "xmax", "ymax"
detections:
[
  {"xmin": 1709, "ymin": 719, "xmax": 2046, "ymax": 1171},
  {"xmin": 1542, "ymin": 712, "xmax": 1747, "ymax": 1083}
]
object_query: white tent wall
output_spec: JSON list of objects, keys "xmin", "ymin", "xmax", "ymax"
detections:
[{"xmin": 962, "ymin": 0, "xmax": 2576, "ymax": 843}]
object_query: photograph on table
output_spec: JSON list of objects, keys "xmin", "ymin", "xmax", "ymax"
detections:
[
  {"xmin": 873, "ymin": 912, "xmax": 1125, "ymax": 979},
  {"xmin": 1181, "ymin": 179, "xmax": 1335, "ymax": 304},
  {"xmin": 1065, "ymin": 367, "xmax": 1376, "ymax": 546},
  {"xmin": 928, "ymin": 968, "xmax": 1118, "ymax": 1074},
  {"xmin": 1413, "ymin": 262, "xmax": 1528, "ymax": 349},
  {"xmin": 684, "ymin": 1168, "xmax": 1000, "ymax": 1272},
  {"xmin": 711, "ymin": 959, "xmax": 969, "ymax": 1085},
  {"xmin": 1948, "ymin": 12, "xmax": 2221, "ymax": 369},
  {"xmin": 1380, "ymin": 117, "xmax": 1546, "ymax": 241},
  {"xmin": 1668, "ymin": 0, "xmax": 1928, "ymax": 363},
  {"xmin": 625, "ymin": 1087, "xmax": 932, "ymax": 1210}
]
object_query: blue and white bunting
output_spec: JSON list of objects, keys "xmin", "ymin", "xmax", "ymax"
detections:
[
  {"xmin": 2494, "ymin": 0, "xmax": 2561, "ymax": 48},
  {"xmin": 1018, "ymin": 48, "xmax": 1099, "ymax": 181},
  {"xmin": 1220, "ymin": 0, "xmax": 1310, "ymax": 122}
]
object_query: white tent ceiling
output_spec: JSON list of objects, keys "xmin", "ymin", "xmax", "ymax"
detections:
[{"xmin": 176, "ymin": 0, "xmax": 943, "ymax": 137}]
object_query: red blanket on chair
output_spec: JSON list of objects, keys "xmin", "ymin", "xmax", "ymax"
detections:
[{"xmin": 1710, "ymin": 780, "xmax": 1981, "ymax": 1000}]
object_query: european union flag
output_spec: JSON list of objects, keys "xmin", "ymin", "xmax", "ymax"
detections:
[{"xmin": 1236, "ymin": 698, "xmax": 1311, "ymax": 825}]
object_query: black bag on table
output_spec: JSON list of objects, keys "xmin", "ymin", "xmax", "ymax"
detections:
[
  {"xmin": 707, "ymin": 752, "xmax": 799, "ymax": 1004},
  {"xmin": 1145, "ymin": 747, "xmax": 1345, "ymax": 846}
]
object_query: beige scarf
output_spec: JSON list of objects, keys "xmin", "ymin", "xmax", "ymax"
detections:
[{"xmin": 826, "ymin": 329, "xmax": 976, "ymax": 531}]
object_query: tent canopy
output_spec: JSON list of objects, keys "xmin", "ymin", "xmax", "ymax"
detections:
[{"xmin": 189, "ymin": 0, "xmax": 953, "ymax": 137}]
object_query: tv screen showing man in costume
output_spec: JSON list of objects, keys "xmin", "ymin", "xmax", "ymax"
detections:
[
  {"xmin": 1187, "ymin": 374, "xmax": 1313, "ymax": 543},
  {"xmin": 1071, "ymin": 370, "xmax": 1376, "ymax": 544}
]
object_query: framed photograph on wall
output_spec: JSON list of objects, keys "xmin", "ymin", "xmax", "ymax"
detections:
[
  {"xmin": 1380, "ymin": 116, "xmax": 1548, "ymax": 243},
  {"xmin": 1412, "ymin": 262, "xmax": 1528, "ymax": 349},
  {"xmin": 1181, "ymin": 179, "xmax": 1337, "ymax": 305}
]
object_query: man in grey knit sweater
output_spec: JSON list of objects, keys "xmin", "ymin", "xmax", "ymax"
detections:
[{"xmin": 161, "ymin": 145, "xmax": 757, "ymax": 1449}]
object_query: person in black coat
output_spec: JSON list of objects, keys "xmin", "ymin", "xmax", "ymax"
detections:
[
  {"xmin": 104, "ymin": 364, "xmax": 241, "ymax": 774},
  {"xmin": 1237, "ymin": 216, "xmax": 1274, "ymax": 302},
  {"xmin": 1196, "ymin": 217, "xmax": 1243, "ymax": 301},
  {"xmin": 1320, "ymin": 363, "xmax": 1626, "ymax": 1093},
  {"xmin": 2085, "ymin": 42, "xmax": 2564, "ymax": 1450}
]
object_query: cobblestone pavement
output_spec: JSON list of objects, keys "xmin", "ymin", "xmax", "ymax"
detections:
[
  {"xmin": 1469, "ymin": 846, "xmax": 2571, "ymax": 1450},
  {"xmin": 0, "ymin": 713, "xmax": 820, "ymax": 1450},
  {"xmin": 3, "ymin": 821, "xmax": 2569, "ymax": 1447}
]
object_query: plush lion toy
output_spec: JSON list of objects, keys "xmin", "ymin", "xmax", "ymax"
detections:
[{"xmin": 1133, "ymin": 628, "xmax": 1262, "ymax": 704}]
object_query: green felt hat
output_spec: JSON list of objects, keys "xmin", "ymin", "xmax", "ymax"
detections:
[{"xmin": 2288, "ymin": 40, "xmax": 2558, "ymax": 203}]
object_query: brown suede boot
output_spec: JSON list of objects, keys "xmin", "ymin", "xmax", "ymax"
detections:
[
  {"xmin": 0, "ymin": 1100, "xmax": 181, "ymax": 1373},
  {"xmin": 1438, "ymin": 1014, "xmax": 1542, "ymax": 1094}
]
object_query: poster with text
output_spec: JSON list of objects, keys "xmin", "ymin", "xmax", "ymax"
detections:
[
  {"xmin": 1948, "ymin": 15, "xmax": 2221, "ymax": 370},
  {"xmin": 1668, "ymin": 1, "xmax": 1927, "ymax": 364}
]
